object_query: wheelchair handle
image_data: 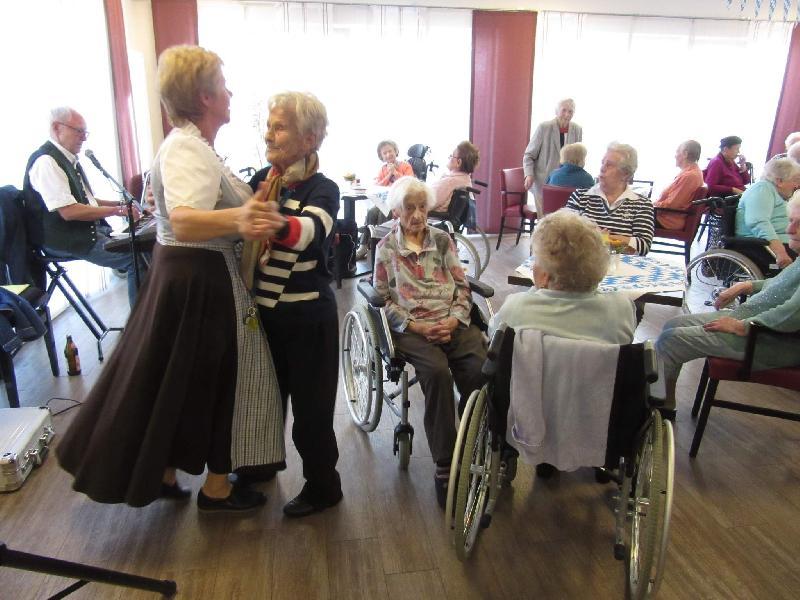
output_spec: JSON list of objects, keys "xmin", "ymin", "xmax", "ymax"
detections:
[
  {"xmin": 473, "ymin": 180, "xmax": 488, "ymax": 188},
  {"xmin": 486, "ymin": 324, "xmax": 507, "ymax": 361}
]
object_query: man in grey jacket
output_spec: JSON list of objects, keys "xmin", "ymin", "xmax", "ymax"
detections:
[{"xmin": 523, "ymin": 98, "xmax": 583, "ymax": 216}]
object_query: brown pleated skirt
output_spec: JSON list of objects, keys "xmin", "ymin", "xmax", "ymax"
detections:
[{"xmin": 57, "ymin": 243, "xmax": 239, "ymax": 507}]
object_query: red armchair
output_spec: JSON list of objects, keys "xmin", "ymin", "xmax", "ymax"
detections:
[
  {"xmin": 496, "ymin": 167, "xmax": 536, "ymax": 250},
  {"xmin": 541, "ymin": 184, "xmax": 576, "ymax": 216},
  {"xmin": 651, "ymin": 185, "xmax": 708, "ymax": 264}
]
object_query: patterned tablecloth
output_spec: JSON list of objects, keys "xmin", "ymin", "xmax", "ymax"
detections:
[{"xmin": 515, "ymin": 254, "xmax": 686, "ymax": 300}]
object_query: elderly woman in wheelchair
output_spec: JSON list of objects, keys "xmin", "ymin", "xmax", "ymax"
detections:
[
  {"xmin": 445, "ymin": 212, "xmax": 674, "ymax": 596},
  {"xmin": 341, "ymin": 176, "xmax": 489, "ymax": 509}
]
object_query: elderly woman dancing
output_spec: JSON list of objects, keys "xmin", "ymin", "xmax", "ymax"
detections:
[
  {"xmin": 734, "ymin": 156, "xmax": 800, "ymax": 272},
  {"xmin": 566, "ymin": 142, "xmax": 654, "ymax": 255},
  {"xmin": 57, "ymin": 45, "xmax": 284, "ymax": 511},
  {"xmin": 656, "ymin": 196, "xmax": 800, "ymax": 411},
  {"xmin": 241, "ymin": 92, "xmax": 343, "ymax": 518},
  {"xmin": 374, "ymin": 176, "xmax": 487, "ymax": 508}
]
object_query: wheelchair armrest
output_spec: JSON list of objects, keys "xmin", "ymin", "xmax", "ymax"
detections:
[
  {"xmin": 722, "ymin": 235, "xmax": 769, "ymax": 248},
  {"xmin": 482, "ymin": 323, "xmax": 508, "ymax": 377},
  {"xmin": 357, "ymin": 281, "xmax": 386, "ymax": 308},
  {"xmin": 467, "ymin": 277, "xmax": 494, "ymax": 299},
  {"xmin": 653, "ymin": 206, "xmax": 691, "ymax": 215},
  {"xmin": 643, "ymin": 340, "xmax": 658, "ymax": 384}
]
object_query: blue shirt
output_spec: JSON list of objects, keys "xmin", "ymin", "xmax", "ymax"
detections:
[
  {"xmin": 546, "ymin": 163, "xmax": 595, "ymax": 189},
  {"xmin": 735, "ymin": 180, "xmax": 789, "ymax": 242}
]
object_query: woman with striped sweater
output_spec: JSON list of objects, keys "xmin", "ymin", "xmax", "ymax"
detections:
[{"xmin": 565, "ymin": 142, "xmax": 654, "ymax": 256}]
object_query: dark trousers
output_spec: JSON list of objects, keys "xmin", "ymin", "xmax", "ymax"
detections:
[
  {"xmin": 259, "ymin": 308, "xmax": 341, "ymax": 501},
  {"xmin": 360, "ymin": 206, "xmax": 392, "ymax": 246},
  {"xmin": 393, "ymin": 324, "xmax": 487, "ymax": 463}
]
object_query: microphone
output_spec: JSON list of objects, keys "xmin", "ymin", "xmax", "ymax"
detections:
[{"xmin": 84, "ymin": 149, "xmax": 108, "ymax": 176}]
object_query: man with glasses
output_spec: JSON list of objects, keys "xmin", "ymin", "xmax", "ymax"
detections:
[{"xmin": 23, "ymin": 106, "xmax": 141, "ymax": 306}]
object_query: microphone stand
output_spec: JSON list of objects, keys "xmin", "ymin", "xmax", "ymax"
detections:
[{"xmin": 89, "ymin": 158, "xmax": 143, "ymax": 290}]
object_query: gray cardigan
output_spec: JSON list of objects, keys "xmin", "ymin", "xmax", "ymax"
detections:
[{"xmin": 523, "ymin": 119, "xmax": 583, "ymax": 214}]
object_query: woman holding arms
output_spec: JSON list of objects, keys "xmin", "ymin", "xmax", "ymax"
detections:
[{"xmin": 57, "ymin": 45, "xmax": 285, "ymax": 511}]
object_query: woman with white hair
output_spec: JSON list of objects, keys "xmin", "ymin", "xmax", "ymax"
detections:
[
  {"xmin": 734, "ymin": 156, "xmax": 800, "ymax": 272},
  {"xmin": 545, "ymin": 142, "xmax": 595, "ymax": 189},
  {"xmin": 490, "ymin": 210, "xmax": 636, "ymax": 344},
  {"xmin": 523, "ymin": 98, "xmax": 583, "ymax": 215},
  {"xmin": 374, "ymin": 176, "xmax": 486, "ymax": 509},
  {"xmin": 565, "ymin": 142, "xmax": 654, "ymax": 255}
]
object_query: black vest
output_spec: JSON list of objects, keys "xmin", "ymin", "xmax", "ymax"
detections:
[{"xmin": 22, "ymin": 141, "xmax": 108, "ymax": 255}]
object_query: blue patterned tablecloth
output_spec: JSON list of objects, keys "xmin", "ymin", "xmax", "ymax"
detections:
[{"xmin": 516, "ymin": 254, "xmax": 686, "ymax": 298}]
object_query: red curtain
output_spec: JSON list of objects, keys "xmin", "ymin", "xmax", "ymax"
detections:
[
  {"xmin": 103, "ymin": 0, "xmax": 139, "ymax": 188},
  {"xmin": 767, "ymin": 24, "xmax": 800, "ymax": 160},
  {"xmin": 470, "ymin": 11, "xmax": 537, "ymax": 233},
  {"xmin": 152, "ymin": 0, "xmax": 199, "ymax": 136}
]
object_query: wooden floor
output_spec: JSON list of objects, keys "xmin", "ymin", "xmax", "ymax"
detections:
[{"xmin": 2, "ymin": 234, "xmax": 800, "ymax": 599}]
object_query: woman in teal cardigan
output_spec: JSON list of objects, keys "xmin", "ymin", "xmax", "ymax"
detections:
[
  {"xmin": 734, "ymin": 157, "xmax": 800, "ymax": 272},
  {"xmin": 656, "ymin": 196, "xmax": 800, "ymax": 409}
]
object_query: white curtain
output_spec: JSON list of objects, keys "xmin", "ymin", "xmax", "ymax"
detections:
[
  {"xmin": 0, "ymin": 0, "xmax": 122, "ymax": 310},
  {"xmin": 198, "ymin": 1, "xmax": 472, "ymax": 197},
  {"xmin": 531, "ymin": 12, "xmax": 793, "ymax": 195}
]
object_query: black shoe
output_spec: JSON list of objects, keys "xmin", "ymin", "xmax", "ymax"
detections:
[
  {"xmin": 594, "ymin": 467, "xmax": 612, "ymax": 484},
  {"xmin": 434, "ymin": 475, "xmax": 449, "ymax": 510},
  {"xmin": 160, "ymin": 481, "xmax": 191, "ymax": 500},
  {"xmin": 230, "ymin": 466, "xmax": 279, "ymax": 488},
  {"xmin": 283, "ymin": 490, "xmax": 343, "ymax": 518},
  {"xmin": 535, "ymin": 463, "xmax": 557, "ymax": 479},
  {"xmin": 197, "ymin": 487, "xmax": 267, "ymax": 513}
]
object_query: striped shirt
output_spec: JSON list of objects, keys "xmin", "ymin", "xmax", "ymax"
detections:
[
  {"xmin": 250, "ymin": 170, "xmax": 340, "ymax": 318},
  {"xmin": 566, "ymin": 184, "xmax": 654, "ymax": 255}
]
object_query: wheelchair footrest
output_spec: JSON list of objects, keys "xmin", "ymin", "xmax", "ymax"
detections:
[{"xmin": 393, "ymin": 423, "xmax": 414, "ymax": 455}]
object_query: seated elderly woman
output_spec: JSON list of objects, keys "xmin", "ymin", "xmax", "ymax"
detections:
[
  {"xmin": 565, "ymin": 142, "xmax": 654, "ymax": 255},
  {"xmin": 705, "ymin": 136, "xmax": 751, "ymax": 197},
  {"xmin": 490, "ymin": 210, "xmax": 636, "ymax": 479},
  {"xmin": 374, "ymin": 176, "xmax": 487, "ymax": 508},
  {"xmin": 356, "ymin": 139, "xmax": 415, "ymax": 259},
  {"xmin": 545, "ymin": 143, "xmax": 595, "ymax": 189},
  {"xmin": 430, "ymin": 140, "xmax": 480, "ymax": 213},
  {"xmin": 656, "ymin": 196, "xmax": 800, "ymax": 411},
  {"xmin": 734, "ymin": 156, "xmax": 800, "ymax": 272}
]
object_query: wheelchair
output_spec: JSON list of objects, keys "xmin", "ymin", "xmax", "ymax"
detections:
[
  {"xmin": 340, "ymin": 276, "xmax": 495, "ymax": 470},
  {"xmin": 407, "ymin": 144, "xmax": 438, "ymax": 182},
  {"xmin": 685, "ymin": 195, "xmax": 779, "ymax": 314},
  {"xmin": 429, "ymin": 182, "xmax": 491, "ymax": 278},
  {"xmin": 445, "ymin": 325, "xmax": 675, "ymax": 600}
]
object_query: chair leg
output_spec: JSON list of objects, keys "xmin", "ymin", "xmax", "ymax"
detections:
[
  {"xmin": 684, "ymin": 242, "xmax": 691, "ymax": 266},
  {"xmin": 0, "ymin": 351, "xmax": 20, "ymax": 408},
  {"xmin": 496, "ymin": 217, "xmax": 506, "ymax": 250},
  {"xmin": 514, "ymin": 218, "xmax": 524, "ymax": 247},
  {"xmin": 42, "ymin": 307, "xmax": 60, "ymax": 377},
  {"xmin": 689, "ymin": 378, "xmax": 718, "ymax": 457},
  {"xmin": 691, "ymin": 361, "xmax": 710, "ymax": 418}
]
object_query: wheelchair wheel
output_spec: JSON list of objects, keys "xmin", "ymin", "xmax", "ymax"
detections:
[
  {"xmin": 397, "ymin": 432, "xmax": 411, "ymax": 470},
  {"xmin": 626, "ymin": 411, "xmax": 666, "ymax": 600},
  {"xmin": 650, "ymin": 419, "xmax": 675, "ymax": 597},
  {"xmin": 459, "ymin": 227, "xmax": 491, "ymax": 277},
  {"xmin": 685, "ymin": 249, "xmax": 763, "ymax": 314},
  {"xmin": 446, "ymin": 388, "xmax": 479, "ymax": 529},
  {"xmin": 454, "ymin": 232, "xmax": 481, "ymax": 279},
  {"xmin": 453, "ymin": 386, "xmax": 498, "ymax": 560},
  {"xmin": 341, "ymin": 305, "xmax": 383, "ymax": 432}
]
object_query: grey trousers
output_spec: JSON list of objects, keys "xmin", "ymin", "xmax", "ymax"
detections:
[
  {"xmin": 655, "ymin": 312, "xmax": 748, "ymax": 383},
  {"xmin": 393, "ymin": 324, "xmax": 487, "ymax": 463},
  {"xmin": 360, "ymin": 206, "xmax": 391, "ymax": 246}
]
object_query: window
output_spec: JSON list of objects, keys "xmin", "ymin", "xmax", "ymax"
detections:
[
  {"xmin": 198, "ymin": 1, "xmax": 472, "ymax": 192},
  {"xmin": 531, "ymin": 12, "xmax": 792, "ymax": 195}
]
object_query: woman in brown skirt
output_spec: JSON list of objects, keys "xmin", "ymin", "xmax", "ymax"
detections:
[{"xmin": 57, "ymin": 45, "xmax": 285, "ymax": 511}]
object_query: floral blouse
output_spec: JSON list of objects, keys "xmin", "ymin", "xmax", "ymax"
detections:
[{"xmin": 374, "ymin": 224, "xmax": 472, "ymax": 332}]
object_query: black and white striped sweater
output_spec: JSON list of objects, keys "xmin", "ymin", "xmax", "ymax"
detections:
[
  {"xmin": 250, "ymin": 168, "xmax": 340, "ymax": 320},
  {"xmin": 565, "ymin": 185, "xmax": 654, "ymax": 255}
]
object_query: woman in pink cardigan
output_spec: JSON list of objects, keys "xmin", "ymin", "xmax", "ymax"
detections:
[{"xmin": 704, "ymin": 135, "xmax": 751, "ymax": 197}]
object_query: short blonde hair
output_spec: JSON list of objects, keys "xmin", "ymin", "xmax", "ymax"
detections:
[
  {"xmin": 269, "ymin": 92, "xmax": 328, "ymax": 151},
  {"xmin": 388, "ymin": 176, "xmax": 435, "ymax": 212},
  {"xmin": 560, "ymin": 143, "xmax": 587, "ymax": 167},
  {"xmin": 157, "ymin": 45, "xmax": 223, "ymax": 126},
  {"xmin": 532, "ymin": 210, "xmax": 609, "ymax": 292}
]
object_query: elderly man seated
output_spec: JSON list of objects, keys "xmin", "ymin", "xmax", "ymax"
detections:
[
  {"xmin": 374, "ymin": 176, "xmax": 487, "ymax": 508},
  {"xmin": 490, "ymin": 210, "xmax": 636, "ymax": 478},
  {"xmin": 734, "ymin": 156, "xmax": 800, "ymax": 273},
  {"xmin": 656, "ymin": 195, "xmax": 800, "ymax": 410},
  {"xmin": 565, "ymin": 142, "xmax": 654, "ymax": 255},
  {"xmin": 653, "ymin": 140, "xmax": 705, "ymax": 230}
]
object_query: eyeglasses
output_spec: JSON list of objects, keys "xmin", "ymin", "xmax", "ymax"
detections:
[
  {"xmin": 449, "ymin": 154, "xmax": 460, "ymax": 160},
  {"xmin": 58, "ymin": 122, "xmax": 90, "ymax": 138}
]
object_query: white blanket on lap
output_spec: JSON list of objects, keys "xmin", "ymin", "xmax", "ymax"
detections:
[{"xmin": 507, "ymin": 329, "xmax": 619, "ymax": 471}]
